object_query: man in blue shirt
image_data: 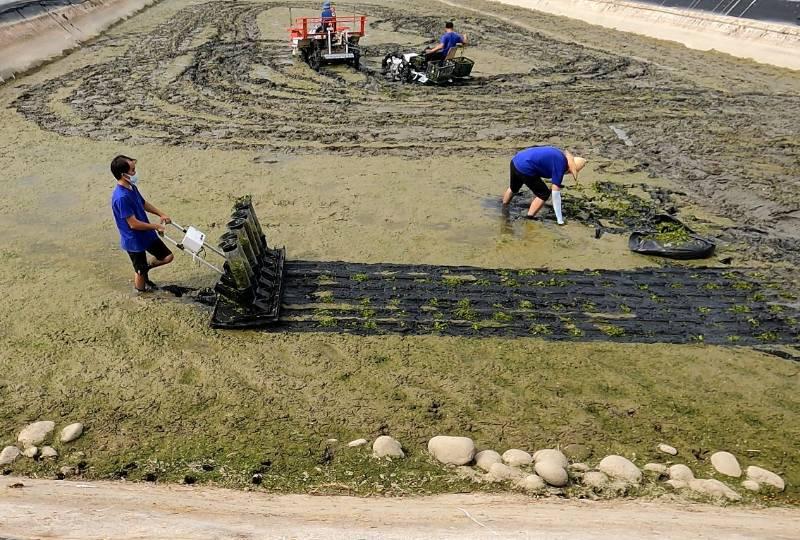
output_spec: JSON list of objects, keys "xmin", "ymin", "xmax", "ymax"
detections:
[
  {"xmin": 320, "ymin": 1, "xmax": 335, "ymax": 30},
  {"xmin": 110, "ymin": 155, "xmax": 173, "ymax": 292},
  {"xmin": 425, "ymin": 21, "xmax": 467, "ymax": 63},
  {"xmin": 502, "ymin": 146, "xmax": 587, "ymax": 225}
]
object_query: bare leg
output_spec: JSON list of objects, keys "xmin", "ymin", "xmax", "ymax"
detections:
[
  {"xmin": 134, "ymin": 271, "xmax": 146, "ymax": 291},
  {"xmin": 502, "ymin": 188, "xmax": 515, "ymax": 206},
  {"xmin": 147, "ymin": 253, "xmax": 174, "ymax": 270},
  {"xmin": 527, "ymin": 197, "xmax": 546, "ymax": 217}
]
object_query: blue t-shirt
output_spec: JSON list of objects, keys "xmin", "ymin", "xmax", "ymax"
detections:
[
  {"xmin": 111, "ymin": 184, "xmax": 158, "ymax": 252},
  {"xmin": 440, "ymin": 32, "xmax": 464, "ymax": 58},
  {"xmin": 321, "ymin": 8, "xmax": 334, "ymax": 19},
  {"xmin": 511, "ymin": 146, "xmax": 569, "ymax": 186}
]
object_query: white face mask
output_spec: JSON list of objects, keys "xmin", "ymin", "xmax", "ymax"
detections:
[{"xmin": 127, "ymin": 173, "xmax": 139, "ymax": 186}]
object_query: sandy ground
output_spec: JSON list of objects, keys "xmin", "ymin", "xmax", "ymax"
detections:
[{"xmin": 2, "ymin": 478, "xmax": 800, "ymax": 539}]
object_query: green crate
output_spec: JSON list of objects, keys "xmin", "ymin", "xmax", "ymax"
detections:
[
  {"xmin": 426, "ymin": 60, "xmax": 455, "ymax": 83},
  {"xmin": 453, "ymin": 57, "xmax": 474, "ymax": 78}
]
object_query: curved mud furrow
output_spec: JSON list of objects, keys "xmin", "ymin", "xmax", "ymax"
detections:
[
  {"xmin": 212, "ymin": 262, "xmax": 800, "ymax": 346},
  {"xmin": 8, "ymin": 0, "xmax": 800, "ymax": 259}
]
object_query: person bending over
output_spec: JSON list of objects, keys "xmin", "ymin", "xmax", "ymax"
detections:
[
  {"xmin": 110, "ymin": 155, "xmax": 173, "ymax": 292},
  {"xmin": 502, "ymin": 146, "xmax": 587, "ymax": 225}
]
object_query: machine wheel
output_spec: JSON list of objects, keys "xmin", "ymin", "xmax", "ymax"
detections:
[{"xmin": 307, "ymin": 42, "xmax": 322, "ymax": 71}]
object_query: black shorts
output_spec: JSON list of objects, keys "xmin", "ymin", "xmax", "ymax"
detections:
[
  {"xmin": 127, "ymin": 237, "xmax": 172, "ymax": 275},
  {"xmin": 510, "ymin": 161, "xmax": 551, "ymax": 201}
]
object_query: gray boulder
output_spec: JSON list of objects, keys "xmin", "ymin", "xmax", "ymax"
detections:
[
  {"xmin": 658, "ymin": 443, "xmax": 678, "ymax": 456},
  {"xmin": 689, "ymin": 478, "xmax": 741, "ymax": 501},
  {"xmin": 598, "ymin": 455, "xmax": 642, "ymax": 484},
  {"xmin": 372, "ymin": 436, "xmax": 404, "ymax": 458},
  {"xmin": 475, "ymin": 450, "xmax": 502, "ymax": 472},
  {"xmin": 643, "ymin": 463, "xmax": 667, "ymax": 474},
  {"xmin": 486, "ymin": 462, "xmax": 525, "ymax": 482},
  {"xmin": 41, "ymin": 446, "xmax": 58, "ymax": 459},
  {"xmin": 668, "ymin": 464, "xmax": 695, "ymax": 482},
  {"xmin": 60, "ymin": 423, "xmax": 84, "ymax": 443},
  {"xmin": 746, "ymin": 466, "xmax": 784, "ymax": 491},
  {"xmin": 583, "ymin": 470, "xmax": 609, "ymax": 489},
  {"xmin": 534, "ymin": 460, "xmax": 568, "ymax": 487},
  {"xmin": 427, "ymin": 436, "xmax": 476, "ymax": 466},
  {"xmin": 533, "ymin": 449, "xmax": 568, "ymax": 468},
  {"xmin": 710, "ymin": 451, "xmax": 741, "ymax": 478},
  {"xmin": 347, "ymin": 438, "xmax": 368, "ymax": 447},
  {"xmin": 18, "ymin": 421, "xmax": 55, "ymax": 447},
  {"xmin": 0, "ymin": 446, "xmax": 20, "ymax": 465},
  {"xmin": 741, "ymin": 480, "xmax": 760, "ymax": 492},
  {"xmin": 502, "ymin": 449, "xmax": 532, "ymax": 467},
  {"xmin": 22, "ymin": 446, "xmax": 39, "ymax": 459},
  {"xmin": 516, "ymin": 474, "xmax": 546, "ymax": 492}
]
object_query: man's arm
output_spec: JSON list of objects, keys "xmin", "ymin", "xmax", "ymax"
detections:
[
  {"xmin": 461, "ymin": 33, "xmax": 468, "ymax": 45},
  {"xmin": 428, "ymin": 42, "xmax": 444, "ymax": 53},
  {"xmin": 126, "ymin": 215, "xmax": 165, "ymax": 232},
  {"xmin": 143, "ymin": 200, "xmax": 171, "ymax": 224}
]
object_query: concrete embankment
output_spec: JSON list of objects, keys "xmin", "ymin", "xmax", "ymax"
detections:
[
  {"xmin": 490, "ymin": 0, "xmax": 800, "ymax": 70},
  {"xmin": 0, "ymin": 0, "xmax": 158, "ymax": 80}
]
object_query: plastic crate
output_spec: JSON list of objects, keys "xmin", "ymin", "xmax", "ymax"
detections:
[
  {"xmin": 426, "ymin": 60, "xmax": 455, "ymax": 83},
  {"xmin": 453, "ymin": 57, "xmax": 474, "ymax": 78}
]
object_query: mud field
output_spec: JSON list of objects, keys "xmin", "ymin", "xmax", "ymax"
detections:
[{"xmin": 1, "ymin": 0, "xmax": 799, "ymax": 501}]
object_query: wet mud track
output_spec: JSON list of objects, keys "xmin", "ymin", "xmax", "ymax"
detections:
[
  {"xmin": 213, "ymin": 261, "xmax": 800, "ymax": 348},
  {"xmin": 8, "ymin": 0, "xmax": 800, "ymax": 262}
]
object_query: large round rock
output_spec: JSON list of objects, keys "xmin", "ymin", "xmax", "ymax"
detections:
[
  {"xmin": 746, "ymin": 466, "xmax": 784, "ymax": 491},
  {"xmin": 534, "ymin": 460, "xmax": 568, "ymax": 487},
  {"xmin": 475, "ymin": 450, "xmax": 502, "ymax": 472},
  {"xmin": 598, "ymin": 455, "xmax": 641, "ymax": 484},
  {"xmin": 60, "ymin": 423, "xmax": 84, "ymax": 443},
  {"xmin": 689, "ymin": 479, "xmax": 741, "ymax": 501},
  {"xmin": 487, "ymin": 463, "xmax": 525, "ymax": 482},
  {"xmin": 427, "ymin": 436, "xmax": 476, "ymax": 466},
  {"xmin": 668, "ymin": 464, "xmax": 695, "ymax": 482},
  {"xmin": 533, "ymin": 449, "xmax": 568, "ymax": 468},
  {"xmin": 710, "ymin": 451, "xmax": 741, "ymax": 478},
  {"xmin": 372, "ymin": 436, "xmax": 404, "ymax": 459},
  {"xmin": 18, "ymin": 421, "xmax": 55, "ymax": 447},
  {"xmin": 0, "ymin": 446, "xmax": 20, "ymax": 466},
  {"xmin": 502, "ymin": 449, "xmax": 532, "ymax": 467}
]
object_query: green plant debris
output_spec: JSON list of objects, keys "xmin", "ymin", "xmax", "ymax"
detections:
[
  {"xmin": 769, "ymin": 305, "xmax": 785, "ymax": 313},
  {"xmin": 732, "ymin": 281, "xmax": 754, "ymax": 291},
  {"xmin": 428, "ymin": 298, "xmax": 439, "ymax": 308},
  {"xmin": 518, "ymin": 269, "xmax": 538, "ymax": 276},
  {"xmin": 474, "ymin": 279, "xmax": 491, "ymax": 287},
  {"xmin": 442, "ymin": 276, "xmax": 465, "ymax": 287},
  {"xmin": 597, "ymin": 324, "xmax": 625, "ymax": 337},
  {"xmin": 729, "ymin": 305, "xmax": 751, "ymax": 314},
  {"xmin": 360, "ymin": 297, "xmax": 372, "ymax": 306},
  {"xmin": 492, "ymin": 311, "xmax": 513, "ymax": 323},
  {"xmin": 454, "ymin": 299, "xmax": 478, "ymax": 321},
  {"xmin": 363, "ymin": 320, "xmax": 378, "ymax": 331},
  {"xmin": 750, "ymin": 293, "xmax": 766, "ymax": 302},
  {"xmin": 697, "ymin": 306, "xmax": 711, "ymax": 314},
  {"xmin": 748, "ymin": 318, "xmax": 761, "ymax": 328},
  {"xmin": 388, "ymin": 298, "xmax": 401, "ymax": 308},
  {"xmin": 315, "ymin": 309, "xmax": 336, "ymax": 328},
  {"xmin": 637, "ymin": 284, "xmax": 649, "ymax": 291},
  {"xmin": 757, "ymin": 331, "xmax": 779, "ymax": 341},
  {"xmin": 529, "ymin": 324, "xmax": 552, "ymax": 336},
  {"xmin": 727, "ymin": 335, "xmax": 741, "ymax": 343},
  {"xmin": 703, "ymin": 283, "xmax": 720, "ymax": 290},
  {"xmin": 360, "ymin": 308, "xmax": 376, "ymax": 319},
  {"xmin": 582, "ymin": 302, "xmax": 597, "ymax": 312},
  {"xmin": 352, "ymin": 273, "xmax": 369, "ymax": 282},
  {"xmin": 644, "ymin": 221, "xmax": 691, "ymax": 245},
  {"xmin": 669, "ymin": 283, "xmax": 684, "ymax": 289},
  {"xmin": 519, "ymin": 300, "xmax": 533, "ymax": 310},
  {"xmin": 432, "ymin": 320, "xmax": 447, "ymax": 333}
]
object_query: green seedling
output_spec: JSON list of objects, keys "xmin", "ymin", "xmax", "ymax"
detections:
[
  {"xmin": 703, "ymin": 283, "xmax": 720, "ymax": 290},
  {"xmin": 697, "ymin": 306, "xmax": 711, "ymax": 314},
  {"xmin": 637, "ymin": 284, "xmax": 649, "ymax": 291},
  {"xmin": 756, "ymin": 331, "xmax": 778, "ymax": 342},
  {"xmin": 728, "ymin": 305, "xmax": 750, "ymax": 314},
  {"xmin": 455, "ymin": 299, "xmax": 477, "ymax": 321},
  {"xmin": 360, "ymin": 297, "xmax": 371, "ymax": 306},
  {"xmin": 352, "ymin": 273, "xmax": 369, "ymax": 282},
  {"xmin": 727, "ymin": 335, "xmax": 741, "ymax": 343},
  {"xmin": 598, "ymin": 324, "xmax": 625, "ymax": 337},
  {"xmin": 493, "ymin": 312, "xmax": 513, "ymax": 323},
  {"xmin": 474, "ymin": 279, "xmax": 491, "ymax": 287},
  {"xmin": 529, "ymin": 323, "xmax": 552, "ymax": 336},
  {"xmin": 519, "ymin": 300, "xmax": 533, "ymax": 310}
]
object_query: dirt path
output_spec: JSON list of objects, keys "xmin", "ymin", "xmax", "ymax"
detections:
[{"xmin": 1, "ymin": 478, "xmax": 799, "ymax": 539}]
